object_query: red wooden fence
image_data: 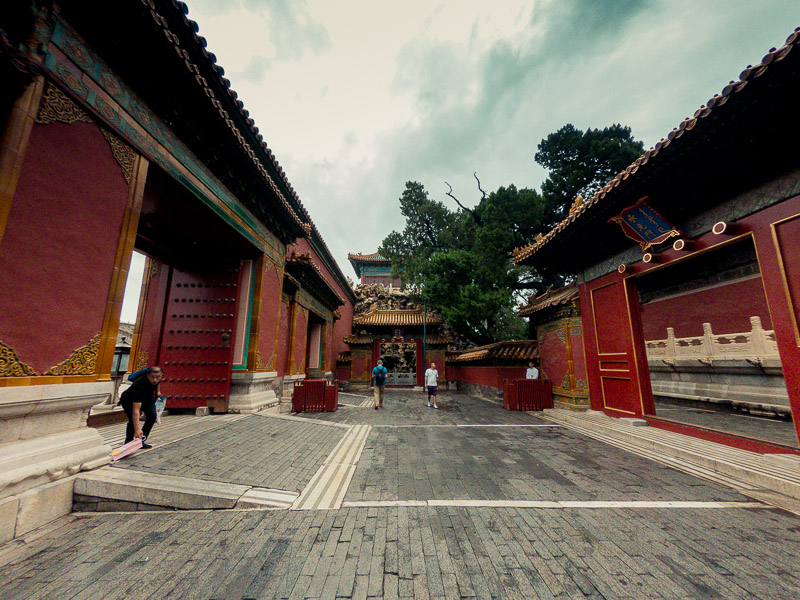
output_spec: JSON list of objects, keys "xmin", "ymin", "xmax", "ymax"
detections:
[
  {"xmin": 292, "ymin": 379, "xmax": 339, "ymax": 412},
  {"xmin": 502, "ymin": 379, "xmax": 553, "ymax": 411}
]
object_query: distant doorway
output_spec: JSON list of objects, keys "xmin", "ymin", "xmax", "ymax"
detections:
[{"xmin": 380, "ymin": 341, "xmax": 416, "ymax": 386}]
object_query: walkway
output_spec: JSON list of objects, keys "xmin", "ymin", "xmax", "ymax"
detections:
[{"xmin": 0, "ymin": 390, "xmax": 798, "ymax": 599}]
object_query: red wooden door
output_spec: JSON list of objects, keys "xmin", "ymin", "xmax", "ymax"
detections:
[
  {"xmin": 581, "ymin": 273, "xmax": 650, "ymax": 417},
  {"xmin": 158, "ymin": 263, "xmax": 241, "ymax": 412}
]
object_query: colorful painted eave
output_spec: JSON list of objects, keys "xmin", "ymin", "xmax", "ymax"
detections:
[
  {"xmin": 449, "ymin": 340, "xmax": 538, "ymax": 363},
  {"xmin": 512, "ymin": 26, "xmax": 800, "ymax": 266},
  {"xmin": 518, "ymin": 284, "xmax": 579, "ymax": 317}
]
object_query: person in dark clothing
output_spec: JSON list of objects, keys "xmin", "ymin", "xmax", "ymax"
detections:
[{"xmin": 120, "ymin": 366, "xmax": 163, "ymax": 448}]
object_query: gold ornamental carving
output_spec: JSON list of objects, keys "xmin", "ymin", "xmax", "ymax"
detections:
[
  {"xmin": 45, "ymin": 333, "xmax": 102, "ymax": 375},
  {"xmin": 134, "ymin": 349, "xmax": 150, "ymax": 371},
  {"xmin": 35, "ymin": 83, "xmax": 94, "ymax": 125},
  {"xmin": 267, "ymin": 354, "xmax": 276, "ymax": 370},
  {"xmin": 147, "ymin": 260, "xmax": 162, "ymax": 280},
  {"xmin": 45, "ymin": 333, "xmax": 101, "ymax": 376},
  {"xmin": 100, "ymin": 129, "xmax": 136, "ymax": 184},
  {"xmin": 0, "ymin": 340, "xmax": 36, "ymax": 377},
  {"xmin": 256, "ymin": 351, "xmax": 266, "ymax": 370}
]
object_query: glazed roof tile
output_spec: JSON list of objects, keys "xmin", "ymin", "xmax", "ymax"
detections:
[
  {"xmin": 151, "ymin": 1, "xmax": 351, "ymax": 295},
  {"xmin": 512, "ymin": 27, "xmax": 800, "ymax": 266},
  {"xmin": 449, "ymin": 340, "xmax": 538, "ymax": 363},
  {"xmin": 353, "ymin": 309, "xmax": 443, "ymax": 327},
  {"xmin": 518, "ymin": 284, "xmax": 579, "ymax": 317}
]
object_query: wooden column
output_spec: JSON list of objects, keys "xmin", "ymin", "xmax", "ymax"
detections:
[
  {"xmin": 0, "ymin": 76, "xmax": 45, "ymax": 245},
  {"xmin": 246, "ymin": 253, "xmax": 267, "ymax": 371}
]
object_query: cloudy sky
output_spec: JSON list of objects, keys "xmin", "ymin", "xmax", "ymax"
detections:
[{"xmin": 122, "ymin": 0, "xmax": 799, "ymax": 321}]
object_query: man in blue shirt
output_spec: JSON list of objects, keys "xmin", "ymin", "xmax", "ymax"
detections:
[{"xmin": 371, "ymin": 359, "xmax": 388, "ymax": 409}]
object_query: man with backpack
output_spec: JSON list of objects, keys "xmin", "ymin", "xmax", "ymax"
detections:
[{"xmin": 371, "ymin": 359, "xmax": 388, "ymax": 409}]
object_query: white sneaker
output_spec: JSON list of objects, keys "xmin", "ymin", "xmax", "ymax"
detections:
[
  {"xmin": 433, "ymin": 404, "xmax": 438, "ymax": 409},
  {"xmin": 427, "ymin": 402, "xmax": 431, "ymax": 407}
]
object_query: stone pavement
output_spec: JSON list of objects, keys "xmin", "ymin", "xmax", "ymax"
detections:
[{"xmin": 1, "ymin": 390, "xmax": 799, "ymax": 599}]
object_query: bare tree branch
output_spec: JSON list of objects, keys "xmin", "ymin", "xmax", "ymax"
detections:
[
  {"xmin": 474, "ymin": 172, "xmax": 488, "ymax": 199},
  {"xmin": 445, "ymin": 181, "xmax": 482, "ymax": 225}
]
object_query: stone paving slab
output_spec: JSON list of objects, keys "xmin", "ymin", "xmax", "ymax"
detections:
[
  {"xmin": 113, "ymin": 413, "xmax": 347, "ymax": 493},
  {"xmin": 1, "ymin": 505, "xmax": 798, "ymax": 599}
]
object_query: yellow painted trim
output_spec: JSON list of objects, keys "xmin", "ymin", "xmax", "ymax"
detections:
[
  {"xmin": 769, "ymin": 213, "xmax": 800, "ymax": 347},
  {"xmin": 246, "ymin": 254, "xmax": 266, "ymax": 370}
]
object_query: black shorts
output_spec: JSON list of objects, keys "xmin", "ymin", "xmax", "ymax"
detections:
[{"xmin": 427, "ymin": 386, "xmax": 437, "ymax": 394}]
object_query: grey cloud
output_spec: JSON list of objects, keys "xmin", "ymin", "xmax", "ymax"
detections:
[{"xmin": 236, "ymin": 55, "xmax": 272, "ymax": 84}]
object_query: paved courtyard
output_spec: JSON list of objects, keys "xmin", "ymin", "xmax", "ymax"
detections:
[{"xmin": 1, "ymin": 390, "xmax": 799, "ymax": 599}]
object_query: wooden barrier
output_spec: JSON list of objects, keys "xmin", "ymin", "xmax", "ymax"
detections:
[
  {"xmin": 503, "ymin": 379, "xmax": 553, "ymax": 411},
  {"xmin": 292, "ymin": 379, "xmax": 339, "ymax": 413}
]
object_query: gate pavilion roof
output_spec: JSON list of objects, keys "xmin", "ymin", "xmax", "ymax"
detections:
[
  {"xmin": 348, "ymin": 252, "xmax": 392, "ymax": 277},
  {"xmin": 353, "ymin": 308, "xmax": 443, "ymax": 327},
  {"xmin": 518, "ymin": 284, "xmax": 579, "ymax": 317},
  {"xmin": 513, "ymin": 27, "xmax": 800, "ymax": 276},
  {"xmin": 449, "ymin": 340, "xmax": 538, "ymax": 363}
]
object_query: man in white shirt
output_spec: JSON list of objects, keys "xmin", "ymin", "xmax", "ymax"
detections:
[
  {"xmin": 424, "ymin": 362, "xmax": 439, "ymax": 409},
  {"xmin": 526, "ymin": 361, "xmax": 539, "ymax": 380}
]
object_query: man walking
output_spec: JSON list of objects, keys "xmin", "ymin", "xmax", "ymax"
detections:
[
  {"xmin": 371, "ymin": 359, "xmax": 388, "ymax": 409},
  {"xmin": 425, "ymin": 361, "xmax": 439, "ymax": 409}
]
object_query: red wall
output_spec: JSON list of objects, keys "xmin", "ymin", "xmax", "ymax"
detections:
[
  {"xmin": 276, "ymin": 299, "xmax": 291, "ymax": 376},
  {"xmin": 540, "ymin": 329, "xmax": 569, "ymax": 388},
  {"xmin": 640, "ymin": 277, "xmax": 771, "ymax": 339},
  {"xmin": 292, "ymin": 308, "xmax": 308, "ymax": 373},
  {"xmin": 446, "ymin": 365, "xmax": 527, "ymax": 389},
  {"xmin": 0, "ymin": 121, "xmax": 129, "ymax": 373},
  {"xmin": 292, "ymin": 238, "xmax": 354, "ymax": 368},
  {"xmin": 257, "ymin": 263, "xmax": 282, "ymax": 368}
]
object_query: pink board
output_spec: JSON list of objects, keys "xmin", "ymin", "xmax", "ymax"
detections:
[{"xmin": 111, "ymin": 439, "xmax": 143, "ymax": 461}]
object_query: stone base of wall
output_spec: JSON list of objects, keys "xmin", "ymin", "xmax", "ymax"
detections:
[
  {"xmin": 1, "ymin": 477, "xmax": 77, "ymax": 543},
  {"xmin": 0, "ymin": 382, "xmax": 114, "ymax": 543},
  {"xmin": 280, "ymin": 374, "xmax": 306, "ymax": 413},
  {"xmin": 649, "ymin": 359, "xmax": 789, "ymax": 417},
  {"xmin": 228, "ymin": 371, "xmax": 281, "ymax": 414}
]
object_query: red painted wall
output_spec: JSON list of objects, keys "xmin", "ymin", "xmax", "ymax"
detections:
[
  {"xmin": 0, "ymin": 121, "xmax": 129, "ymax": 373},
  {"xmin": 640, "ymin": 276, "xmax": 771, "ymax": 339},
  {"xmin": 292, "ymin": 308, "xmax": 308, "ymax": 374},
  {"xmin": 572, "ymin": 330, "xmax": 588, "ymax": 386},
  {"xmin": 276, "ymin": 299, "xmax": 291, "ymax": 376},
  {"xmin": 540, "ymin": 329, "xmax": 569, "ymax": 388},
  {"xmin": 257, "ymin": 263, "xmax": 282, "ymax": 369},
  {"xmin": 446, "ymin": 365, "xmax": 527, "ymax": 389},
  {"xmin": 336, "ymin": 363, "xmax": 350, "ymax": 382},
  {"xmin": 292, "ymin": 238, "xmax": 354, "ymax": 367},
  {"xmin": 362, "ymin": 274, "xmax": 403, "ymax": 287}
]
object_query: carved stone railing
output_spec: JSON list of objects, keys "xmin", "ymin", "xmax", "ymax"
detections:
[{"xmin": 645, "ymin": 316, "xmax": 779, "ymax": 366}]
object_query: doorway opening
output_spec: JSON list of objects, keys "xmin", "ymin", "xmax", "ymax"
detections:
[
  {"xmin": 380, "ymin": 341, "xmax": 416, "ymax": 386},
  {"xmin": 637, "ymin": 238, "xmax": 797, "ymax": 448}
]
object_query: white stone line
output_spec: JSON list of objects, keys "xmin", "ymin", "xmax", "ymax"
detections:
[
  {"xmin": 341, "ymin": 499, "xmax": 768, "ymax": 509},
  {"xmin": 97, "ymin": 414, "xmax": 246, "ymax": 447},
  {"xmin": 292, "ymin": 424, "xmax": 372, "ymax": 510}
]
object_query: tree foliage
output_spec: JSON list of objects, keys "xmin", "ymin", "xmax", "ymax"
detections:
[
  {"xmin": 380, "ymin": 123, "xmax": 644, "ymax": 346},
  {"xmin": 535, "ymin": 124, "xmax": 644, "ymax": 220}
]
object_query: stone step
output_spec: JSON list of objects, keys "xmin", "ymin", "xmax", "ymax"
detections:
[
  {"xmin": 73, "ymin": 467, "xmax": 297, "ymax": 511},
  {"xmin": 541, "ymin": 409, "xmax": 800, "ymax": 500}
]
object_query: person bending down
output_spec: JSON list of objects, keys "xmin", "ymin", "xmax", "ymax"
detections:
[
  {"xmin": 120, "ymin": 366, "xmax": 163, "ymax": 448},
  {"xmin": 425, "ymin": 362, "xmax": 439, "ymax": 409}
]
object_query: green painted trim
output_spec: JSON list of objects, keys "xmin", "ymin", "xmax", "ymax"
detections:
[
  {"xmin": 232, "ymin": 263, "xmax": 258, "ymax": 371},
  {"xmin": 47, "ymin": 20, "xmax": 288, "ymax": 264}
]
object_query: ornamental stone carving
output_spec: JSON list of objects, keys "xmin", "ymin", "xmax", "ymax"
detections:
[{"xmin": 45, "ymin": 334, "xmax": 101, "ymax": 376}]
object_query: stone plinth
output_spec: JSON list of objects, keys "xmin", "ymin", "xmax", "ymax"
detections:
[
  {"xmin": 228, "ymin": 371, "xmax": 280, "ymax": 414},
  {"xmin": 280, "ymin": 374, "xmax": 306, "ymax": 413},
  {"xmin": 0, "ymin": 381, "xmax": 113, "ymax": 542}
]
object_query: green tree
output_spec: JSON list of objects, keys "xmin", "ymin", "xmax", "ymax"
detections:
[
  {"xmin": 380, "ymin": 123, "xmax": 643, "ymax": 346},
  {"xmin": 380, "ymin": 181, "xmax": 546, "ymax": 346},
  {"xmin": 535, "ymin": 124, "xmax": 644, "ymax": 219}
]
